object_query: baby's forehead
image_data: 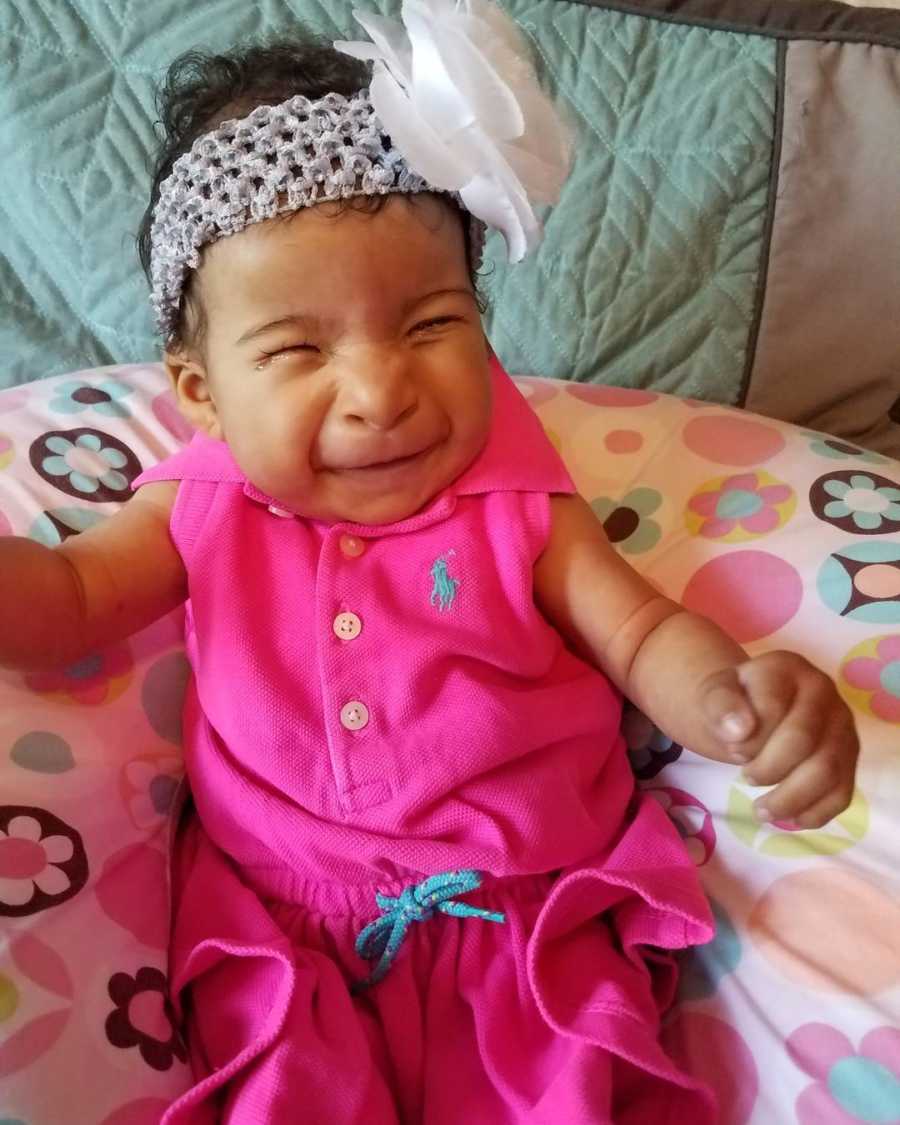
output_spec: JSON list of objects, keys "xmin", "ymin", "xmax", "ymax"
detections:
[{"xmin": 199, "ymin": 193, "xmax": 469, "ymax": 300}]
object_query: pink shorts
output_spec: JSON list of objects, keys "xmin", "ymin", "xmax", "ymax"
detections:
[{"xmin": 161, "ymin": 813, "xmax": 715, "ymax": 1125}]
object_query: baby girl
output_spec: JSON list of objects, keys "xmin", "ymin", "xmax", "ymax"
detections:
[{"xmin": 1, "ymin": 4, "xmax": 858, "ymax": 1122}]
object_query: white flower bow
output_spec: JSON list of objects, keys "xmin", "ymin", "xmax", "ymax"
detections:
[{"xmin": 335, "ymin": 0, "xmax": 574, "ymax": 262}]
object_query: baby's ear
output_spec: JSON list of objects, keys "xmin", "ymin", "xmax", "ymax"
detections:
[{"xmin": 163, "ymin": 349, "xmax": 223, "ymax": 440}]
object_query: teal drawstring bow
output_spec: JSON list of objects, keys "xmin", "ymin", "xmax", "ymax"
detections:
[{"xmin": 353, "ymin": 870, "xmax": 505, "ymax": 991}]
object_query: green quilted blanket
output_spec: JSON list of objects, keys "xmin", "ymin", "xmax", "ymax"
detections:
[{"xmin": 1, "ymin": 0, "xmax": 899, "ymax": 451}]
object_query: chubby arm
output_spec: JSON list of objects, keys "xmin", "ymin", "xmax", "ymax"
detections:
[
  {"xmin": 534, "ymin": 493, "xmax": 859, "ymax": 827},
  {"xmin": 534, "ymin": 493, "xmax": 748, "ymax": 762},
  {"xmin": 0, "ymin": 481, "xmax": 186, "ymax": 670}
]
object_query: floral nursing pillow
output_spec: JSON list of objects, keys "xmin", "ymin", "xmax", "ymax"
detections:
[{"xmin": 1, "ymin": 365, "xmax": 899, "ymax": 1125}]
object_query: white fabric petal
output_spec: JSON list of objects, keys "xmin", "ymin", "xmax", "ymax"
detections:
[
  {"xmin": 405, "ymin": 7, "xmax": 473, "ymax": 136},
  {"xmin": 460, "ymin": 170, "xmax": 531, "ymax": 262},
  {"xmin": 405, "ymin": 2, "xmax": 523, "ymax": 140},
  {"xmin": 40, "ymin": 834, "xmax": 75, "ymax": 863},
  {"xmin": 503, "ymin": 89, "xmax": 574, "ymax": 202},
  {"xmin": 462, "ymin": 130, "xmax": 541, "ymax": 259},
  {"xmin": 451, "ymin": 11, "xmax": 527, "ymax": 137},
  {"xmin": 7, "ymin": 815, "xmax": 42, "ymax": 841},
  {"xmin": 334, "ymin": 0, "xmax": 573, "ymax": 261},
  {"xmin": 0, "ymin": 876, "xmax": 35, "ymax": 906},
  {"xmin": 337, "ymin": 9, "xmax": 413, "ymax": 85},
  {"xmin": 331, "ymin": 40, "xmax": 386, "ymax": 65},
  {"xmin": 370, "ymin": 65, "xmax": 473, "ymax": 190},
  {"xmin": 34, "ymin": 864, "xmax": 71, "ymax": 896}
]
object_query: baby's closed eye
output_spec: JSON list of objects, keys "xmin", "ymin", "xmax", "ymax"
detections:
[
  {"xmin": 259, "ymin": 316, "xmax": 462, "ymax": 362},
  {"xmin": 411, "ymin": 316, "xmax": 461, "ymax": 333}
]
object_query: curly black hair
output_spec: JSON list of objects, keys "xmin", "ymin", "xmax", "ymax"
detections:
[{"xmin": 135, "ymin": 34, "xmax": 487, "ymax": 354}]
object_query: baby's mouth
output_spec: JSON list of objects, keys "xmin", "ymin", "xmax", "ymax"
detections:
[{"xmin": 326, "ymin": 442, "xmax": 437, "ymax": 474}]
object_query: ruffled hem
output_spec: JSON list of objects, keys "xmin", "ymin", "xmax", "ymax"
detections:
[
  {"xmin": 161, "ymin": 794, "xmax": 715, "ymax": 1124},
  {"xmin": 527, "ymin": 794, "xmax": 716, "ymax": 1123},
  {"xmin": 161, "ymin": 818, "xmax": 299, "ymax": 1124}
]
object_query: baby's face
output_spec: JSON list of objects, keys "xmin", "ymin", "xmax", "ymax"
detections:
[{"xmin": 165, "ymin": 193, "xmax": 492, "ymax": 526}]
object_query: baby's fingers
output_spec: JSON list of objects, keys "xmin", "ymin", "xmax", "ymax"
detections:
[
  {"xmin": 740, "ymin": 690, "xmax": 826, "ymax": 788},
  {"xmin": 754, "ymin": 736, "xmax": 856, "ymax": 827},
  {"xmin": 787, "ymin": 788, "xmax": 856, "ymax": 831}
]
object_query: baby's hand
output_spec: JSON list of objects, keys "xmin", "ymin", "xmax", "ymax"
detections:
[{"xmin": 699, "ymin": 652, "xmax": 859, "ymax": 829}]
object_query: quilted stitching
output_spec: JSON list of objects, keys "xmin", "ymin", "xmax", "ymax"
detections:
[
  {"xmin": 0, "ymin": 0, "xmax": 775, "ymax": 402},
  {"xmin": 497, "ymin": 3, "xmax": 776, "ymax": 398}
]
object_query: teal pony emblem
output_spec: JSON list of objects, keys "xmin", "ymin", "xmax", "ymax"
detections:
[{"xmin": 430, "ymin": 551, "xmax": 460, "ymax": 612}]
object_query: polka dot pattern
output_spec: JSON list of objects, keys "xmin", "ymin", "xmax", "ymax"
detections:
[
  {"xmin": 748, "ymin": 870, "xmax": 900, "ymax": 994},
  {"xmin": 565, "ymin": 383, "xmax": 657, "ymax": 407},
  {"xmin": 683, "ymin": 415, "xmax": 786, "ymax": 465},
  {"xmin": 681, "ymin": 551, "xmax": 803, "ymax": 642},
  {"xmin": 604, "ymin": 429, "xmax": 644, "ymax": 454},
  {"xmin": 663, "ymin": 1013, "xmax": 758, "ymax": 1125}
]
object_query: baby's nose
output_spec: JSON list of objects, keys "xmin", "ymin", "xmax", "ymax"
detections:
[{"xmin": 342, "ymin": 357, "xmax": 418, "ymax": 431}]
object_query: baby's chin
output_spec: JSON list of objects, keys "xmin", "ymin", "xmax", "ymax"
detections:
[{"xmin": 315, "ymin": 464, "xmax": 453, "ymax": 526}]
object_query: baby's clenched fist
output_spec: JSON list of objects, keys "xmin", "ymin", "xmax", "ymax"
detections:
[{"xmin": 698, "ymin": 651, "xmax": 860, "ymax": 829}]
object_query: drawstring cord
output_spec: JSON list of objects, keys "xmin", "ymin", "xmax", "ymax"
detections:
[{"xmin": 353, "ymin": 869, "xmax": 505, "ymax": 991}]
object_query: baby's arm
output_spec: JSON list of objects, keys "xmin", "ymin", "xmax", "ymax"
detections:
[
  {"xmin": 0, "ymin": 481, "xmax": 186, "ymax": 670},
  {"xmin": 534, "ymin": 493, "xmax": 859, "ymax": 827}
]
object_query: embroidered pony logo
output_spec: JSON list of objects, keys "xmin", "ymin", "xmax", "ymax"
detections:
[{"xmin": 430, "ymin": 551, "xmax": 460, "ymax": 612}]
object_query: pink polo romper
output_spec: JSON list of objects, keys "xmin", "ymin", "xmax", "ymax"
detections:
[{"xmin": 134, "ymin": 358, "xmax": 716, "ymax": 1125}]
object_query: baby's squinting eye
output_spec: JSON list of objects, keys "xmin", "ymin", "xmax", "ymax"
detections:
[
  {"xmin": 411, "ymin": 316, "xmax": 460, "ymax": 334},
  {"xmin": 256, "ymin": 343, "xmax": 319, "ymax": 363},
  {"xmin": 254, "ymin": 318, "xmax": 460, "ymax": 367}
]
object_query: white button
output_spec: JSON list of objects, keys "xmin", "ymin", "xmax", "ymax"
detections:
[
  {"xmin": 267, "ymin": 504, "xmax": 294, "ymax": 518},
  {"xmin": 340, "ymin": 701, "xmax": 369, "ymax": 731},
  {"xmin": 339, "ymin": 534, "xmax": 365, "ymax": 559},
  {"xmin": 333, "ymin": 612, "xmax": 362, "ymax": 641}
]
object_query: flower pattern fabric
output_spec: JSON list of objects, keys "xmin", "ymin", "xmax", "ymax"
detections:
[
  {"xmin": 787, "ymin": 1024, "xmax": 900, "ymax": 1125},
  {"xmin": 121, "ymin": 755, "xmax": 183, "ymax": 833},
  {"xmin": 41, "ymin": 433, "xmax": 129, "ymax": 493},
  {"xmin": 809, "ymin": 471, "xmax": 900, "ymax": 534},
  {"xmin": 591, "ymin": 487, "xmax": 663, "ymax": 554},
  {"xmin": 25, "ymin": 645, "xmax": 133, "ymax": 705},
  {"xmin": 0, "ymin": 806, "xmax": 88, "ymax": 916},
  {"xmin": 841, "ymin": 635, "xmax": 900, "ymax": 723},
  {"xmin": 0, "ymin": 814, "xmax": 73, "ymax": 907},
  {"xmin": 686, "ymin": 471, "xmax": 794, "ymax": 540},
  {"xmin": 622, "ymin": 703, "xmax": 683, "ymax": 780},
  {"xmin": 823, "ymin": 475, "xmax": 900, "ymax": 531},
  {"xmin": 48, "ymin": 380, "xmax": 133, "ymax": 418},
  {"xmin": 805, "ymin": 434, "xmax": 888, "ymax": 464},
  {"xmin": 30, "ymin": 427, "xmax": 142, "ymax": 501},
  {"xmin": 105, "ymin": 967, "xmax": 187, "ymax": 1072}
]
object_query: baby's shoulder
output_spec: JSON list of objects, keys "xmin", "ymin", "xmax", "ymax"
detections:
[{"xmin": 132, "ymin": 478, "xmax": 180, "ymax": 515}]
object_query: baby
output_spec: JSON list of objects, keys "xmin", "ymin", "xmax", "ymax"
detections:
[{"xmin": 1, "ymin": 8, "xmax": 859, "ymax": 1124}]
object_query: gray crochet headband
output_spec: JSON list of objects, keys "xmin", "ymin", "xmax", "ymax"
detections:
[{"xmin": 148, "ymin": 88, "xmax": 487, "ymax": 345}]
